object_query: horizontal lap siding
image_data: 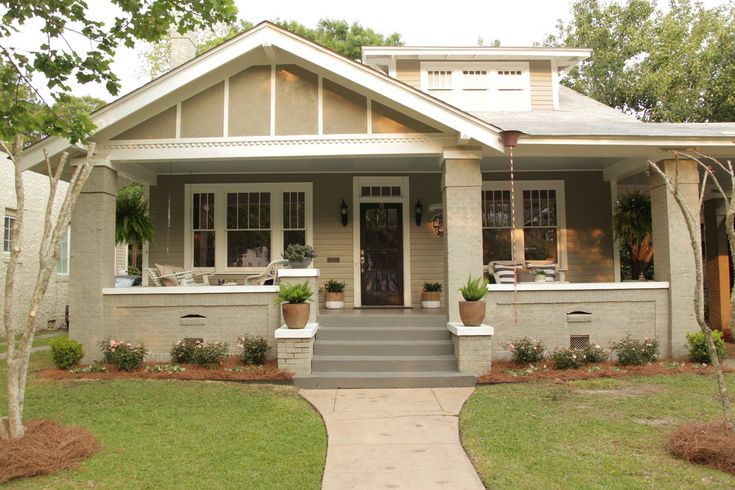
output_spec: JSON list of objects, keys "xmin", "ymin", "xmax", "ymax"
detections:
[
  {"xmin": 409, "ymin": 175, "xmax": 445, "ymax": 306},
  {"xmin": 396, "ymin": 60, "xmax": 421, "ymax": 88},
  {"xmin": 529, "ymin": 60, "xmax": 554, "ymax": 110}
]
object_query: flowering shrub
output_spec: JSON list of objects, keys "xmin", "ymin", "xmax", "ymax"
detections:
[
  {"xmin": 170, "ymin": 338, "xmax": 201, "ymax": 363},
  {"xmin": 550, "ymin": 348, "xmax": 586, "ymax": 369},
  {"xmin": 686, "ymin": 331, "xmax": 727, "ymax": 364},
  {"xmin": 99, "ymin": 339, "xmax": 147, "ymax": 371},
  {"xmin": 506, "ymin": 337, "xmax": 546, "ymax": 364},
  {"xmin": 237, "ymin": 335, "xmax": 270, "ymax": 365},
  {"xmin": 583, "ymin": 344, "xmax": 609, "ymax": 364},
  {"xmin": 193, "ymin": 341, "xmax": 229, "ymax": 366},
  {"xmin": 610, "ymin": 335, "xmax": 659, "ymax": 365},
  {"xmin": 49, "ymin": 337, "xmax": 84, "ymax": 369},
  {"xmin": 145, "ymin": 364, "xmax": 186, "ymax": 373}
]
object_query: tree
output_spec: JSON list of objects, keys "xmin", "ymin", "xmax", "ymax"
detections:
[
  {"xmin": 544, "ymin": 0, "xmax": 735, "ymax": 122},
  {"xmin": 613, "ymin": 191, "xmax": 653, "ymax": 280},
  {"xmin": 1, "ymin": 0, "xmax": 238, "ymax": 440},
  {"xmin": 116, "ymin": 183, "xmax": 154, "ymax": 274},
  {"xmin": 140, "ymin": 18, "xmax": 404, "ymax": 79}
]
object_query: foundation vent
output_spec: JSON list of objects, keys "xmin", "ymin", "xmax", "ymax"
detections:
[{"xmin": 570, "ymin": 335, "xmax": 590, "ymax": 350}]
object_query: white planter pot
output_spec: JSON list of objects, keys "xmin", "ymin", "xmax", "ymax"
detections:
[
  {"xmin": 325, "ymin": 300, "xmax": 345, "ymax": 309},
  {"xmin": 421, "ymin": 300, "xmax": 441, "ymax": 309}
]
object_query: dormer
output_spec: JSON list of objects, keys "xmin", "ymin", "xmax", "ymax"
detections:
[{"xmin": 361, "ymin": 47, "xmax": 590, "ymax": 112}]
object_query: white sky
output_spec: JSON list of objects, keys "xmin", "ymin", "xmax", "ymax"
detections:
[{"xmin": 7, "ymin": 0, "xmax": 734, "ymax": 101}]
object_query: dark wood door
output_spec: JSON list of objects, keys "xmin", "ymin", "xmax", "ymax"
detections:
[{"xmin": 360, "ymin": 203, "xmax": 404, "ymax": 306}]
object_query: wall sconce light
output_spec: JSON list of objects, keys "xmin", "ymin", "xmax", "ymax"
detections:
[
  {"xmin": 340, "ymin": 199, "xmax": 348, "ymax": 227},
  {"xmin": 414, "ymin": 199, "xmax": 423, "ymax": 226}
]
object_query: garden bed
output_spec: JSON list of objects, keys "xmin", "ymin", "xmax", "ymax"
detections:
[
  {"xmin": 479, "ymin": 360, "xmax": 729, "ymax": 384},
  {"xmin": 39, "ymin": 357, "xmax": 292, "ymax": 383}
]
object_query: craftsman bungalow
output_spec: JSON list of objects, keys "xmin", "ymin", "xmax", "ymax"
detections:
[{"xmin": 19, "ymin": 22, "xmax": 735, "ymax": 387}]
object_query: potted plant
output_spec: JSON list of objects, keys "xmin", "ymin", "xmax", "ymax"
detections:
[
  {"xmin": 282, "ymin": 244, "xmax": 317, "ymax": 268},
  {"xmin": 276, "ymin": 281, "xmax": 314, "ymax": 328},
  {"xmin": 421, "ymin": 282, "xmax": 442, "ymax": 309},
  {"xmin": 458, "ymin": 275, "xmax": 489, "ymax": 326},
  {"xmin": 533, "ymin": 270, "xmax": 547, "ymax": 283},
  {"xmin": 324, "ymin": 279, "xmax": 346, "ymax": 309}
]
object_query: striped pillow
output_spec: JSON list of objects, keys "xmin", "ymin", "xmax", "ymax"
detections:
[
  {"xmin": 492, "ymin": 263, "xmax": 518, "ymax": 284},
  {"xmin": 528, "ymin": 263, "xmax": 556, "ymax": 281}
]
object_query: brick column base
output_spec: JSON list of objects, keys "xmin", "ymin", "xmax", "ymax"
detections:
[
  {"xmin": 275, "ymin": 323, "xmax": 318, "ymax": 376},
  {"xmin": 447, "ymin": 323, "xmax": 493, "ymax": 375}
]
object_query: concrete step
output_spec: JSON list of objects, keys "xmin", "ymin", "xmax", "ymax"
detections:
[
  {"xmin": 312, "ymin": 354, "xmax": 457, "ymax": 372},
  {"xmin": 317, "ymin": 326, "xmax": 450, "ymax": 342},
  {"xmin": 313, "ymin": 340, "xmax": 454, "ymax": 356},
  {"xmin": 295, "ymin": 371, "xmax": 476, "ymax": 389},
  {"xmin": 319, "ymin": 313, "xmax": 447, "ymax": 328}
]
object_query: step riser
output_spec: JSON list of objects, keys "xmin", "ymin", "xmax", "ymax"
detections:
[
  {"xmin": 314, "ymin": 343, "xmax": 454, "ymax": 356},
  {"xmin": 295, "ymin": 375, "xmax": 476, "ymax": 389},
  {"xmin": 311, "ymin": 358, "xmax": 457, "ymax": 372},
  {"xmin": 317, "ymin": 328, "xmax": 450, "ymax": 342},
  {"xmin": 318, "ymin": 315, "xmax": 447, "ymax": 328}
]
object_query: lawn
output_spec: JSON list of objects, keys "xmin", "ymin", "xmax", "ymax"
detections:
[
  {"xmin": 1, "ymin": 351, "xmax": 327, "ymax": 489},
  {"xmin": 0, "ymin": 330, "xmax": 67, "ymax": 354},
  {"xmin": 461, "ymin": 373, "xmax": 735, "ymax": 489}
]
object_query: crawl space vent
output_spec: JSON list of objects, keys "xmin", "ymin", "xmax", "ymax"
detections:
[{"xmin": 570, "ymin": 335, "xmax": 590, "ymax": 350}]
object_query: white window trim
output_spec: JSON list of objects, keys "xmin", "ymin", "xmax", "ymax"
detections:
[
  {"xmin": 352, "ymin": 176, "xmax": 412, "ymax": 307},
  {"xmin": 184, "ymin": 183, "xmax": 313, "ymax": 274},
  {"xmin": 420, "ymin": 62, "xmax": 531, "ymax": 111},
  {"xmin": 3, "ymin": 210, "xmax": 16, "ymax": 255},
  {"xmin": 56, "ymin": 226, "xmax": 71, "ymax": 276},
  {"xmin": 482, "ymin": 180, "xmax": 567, "ymax": 269}
]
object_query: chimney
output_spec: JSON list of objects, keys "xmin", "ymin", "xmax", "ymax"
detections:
[{"xmin": 168, "ymin": 31, "xmax": 196, "ymax": 70}]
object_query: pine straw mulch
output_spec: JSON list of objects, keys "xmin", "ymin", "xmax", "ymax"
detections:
[
  {"xmin": 38, "ymin": 358, "xmax": 292, "ymax": 383},
  {"xmin": 0, "ymin": 420, "xmax": 100, "ymax": 484},
  {"xmin": 478, "ymin": 360, "xmax": 731, "ymax": 384},
  {"xmin": 668, "ymin": 420, "xmax": 735, "ymax": 475}
]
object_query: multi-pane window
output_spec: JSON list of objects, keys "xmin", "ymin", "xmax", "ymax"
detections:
[
  {"xmin": 283, "ymin": 192, "xmax": 306, "ymax": 248},
  {"xmin": 360, "ymin": 186, "xmax": 401, "ymax": 197},
  {"xmin": 3, "ymin": 211, "xmax": 15, "ymax": 253},
  {"xmin": 192, "ymin": 193, "xmax": 215, "ymax": 267},
  {"xmin": 227, "ymin": 192, "xmax": 271, "ymax": 268},
  {"xmin": 57, "ymin": 226, "xmax": 70, "ymax": 274},
  {"xmin": 482, "ymin": 190, "xmax": 512, "ymax": 263},
  {"xmin": 462, "ymin": 70, "xmax": 489, "ymax": 90},
  {"xmin": 523, "ymin": 190, "xmax": 558, "ymax": 261},
  {"xmin": 427, "ymin": 70, "xmax": 452, "ymax": 90}
]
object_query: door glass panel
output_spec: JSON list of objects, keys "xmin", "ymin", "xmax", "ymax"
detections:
[{"xmin": 361, "ymin": 203, "xmax": 403, "ymax": 305}]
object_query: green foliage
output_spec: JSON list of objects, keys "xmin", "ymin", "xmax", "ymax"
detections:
[
  {"xmin": 507, "ymin": 337, "xmax": 546, "ymax": 364},
  {"xmin": 282, "ymin": 244, "xmax": 317, "ymax": 261},
  {"xmin": 99, "ymin": 339, "xmax": 147, "ymax": 371},
  {"xmin": 1, "ymin": 0, "xmax": 237, "ymax": 143},
  {"xmin": 323, "ymin": 279, "xmax": 346, "ymax": 293},
  {"xmin": 613, "ymin": 191, "xmax": 651, "ymax": 243},
  {"xmin": 550, "ymin": 348, "xmax": 587, "ymax": 370},
  {"xmin": 610, "ymin": 334, "xmax": 659, "ymax": 365},
  {"xmin": 686, "ymin": 330, "xmax": 727, "ymax": 364},
  {"xmin": 49, "ymin": 337, "xmax": 84, "ymax": 369},
  {"xmin": 583, "ymin": 343, "xmax": 609, "ymax": 363},
  {"xmin": 423, "ymin": 282, "xmax": 443, "ymax": 292},
  {"xmin": 116, "ymin": 182, "xmax": 154, "ymax": 245},
  {"xmin": 276, "ymin": 282, "xmax": 314, "ymax": 304},
  {"xmin": 71, "ymin": 362, "xmax": 107, "ymax": 374},
  {"xmin": 459, "ymin": 275, "xmax": 489, "ymax": 301},
  {"xmin": 170, "ymin": 338, "xmax": 201, "ymax": 363},
  {"xmin": 237, "ymin": 335, "xmax": 270, "ymax": 365},
  {"xmin": 192, "ymin": 342, "xmax": 229, "ymax": 366},
  {"xmin": 544, "ymin": 0, "xmax": 735, "ymax": 122},
  {"xmin": 145, "ymin": 364, "xmax": 185, "ymax": 373}
]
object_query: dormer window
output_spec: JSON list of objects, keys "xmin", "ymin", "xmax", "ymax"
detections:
[{"xmin": 420, "ymin": 62, "xmax": 531, "ymax": 111}]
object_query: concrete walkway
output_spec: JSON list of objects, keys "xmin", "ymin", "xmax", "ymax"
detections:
[{"xmin": 300, "ymin": 387, "xmax": 484, "ymax": 490}]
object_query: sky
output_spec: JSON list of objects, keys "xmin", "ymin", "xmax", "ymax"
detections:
[{"xmin": 6, "ymin": 0, "xmax": 734, "ymax": 102}]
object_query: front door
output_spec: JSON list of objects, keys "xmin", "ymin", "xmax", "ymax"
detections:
[{"xmin": 360, "ymin": 203, "xmax": 404, "ymax": 306}]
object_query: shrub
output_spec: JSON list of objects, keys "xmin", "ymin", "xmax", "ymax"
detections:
[
  {"xmin": 49, "ymin": 337, "xmax": 84, "ymax": 369},
  {"xmin": 423, "ymin": 282, "xmax": 443, "ymax": 292},
  {"xmin": 551, "ymin": 348, "xmax": 586, "ymax": 369},
  {"xmin": 191, "ymin": 341, "xmax": 229, "ymax": 366},
  {"xmin": 686, "ymin": 330, "xmax": 727, "ymax": 364},
  {"xmin": 170, "ymin": 338, "xmax": 201, "ymax": 363},
  {"xmin": 583, "ymin": 343, "xmax": 609, "ymax": 363},
  {"xmin": 459, "ymin": 275, "xmax": 489, "ymax": 301},
  {"xmin": 610, "ymin": 334, "xmax": 659, "ymax": 365},
  {"xmin": 506, "ymin": 337, "xmax": 545, "ymax": 364},
  {"xmin": 323, "ymin": 279, "xmax": 346, "ymax": 293},
  {"xmin": 237, "ymin": 335, "xmax": 270, "ymax": 365},
  {"xmin": 98, "ymin": 339, "xmax": 147, "ymax": 371},
  {"xmin": 282, "ymin": 244, "xmax": 317, "ymax": 261},
  {"xmin": 276, "ymin": 281, "xmax": 314, "ymax": 304}
]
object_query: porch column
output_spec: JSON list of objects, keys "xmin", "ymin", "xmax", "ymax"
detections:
[
  {"xmin": 649, "ymin": 158, "xmax": 699, "ymax": 358},
  {"xmin": 704, "ymin": 198, "xmax": 732, "ymax": 340},
  {"xmin": 442, "ymin": 148, "xmax": 483, "ymax": 323},
  {"xmin": 70, "ymin": 164, "xmax": 118, "ymax": 361}
]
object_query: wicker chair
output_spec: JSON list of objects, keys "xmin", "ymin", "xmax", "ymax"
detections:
[{"xmin": 245, "ymin": 259, "xmax": 288, "ymax": 285}]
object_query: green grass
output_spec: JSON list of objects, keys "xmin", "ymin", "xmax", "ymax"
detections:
[
  {"xmin": 0, "ymin": 331, "xmax": 67, "ymax": 354},
  {"xmin": 1, "ymin": 351, "xmax": 327, "ymax": 489},
  {"xmin": 461, "ymin": 374, "xmax": 735, "ymax": 489}
]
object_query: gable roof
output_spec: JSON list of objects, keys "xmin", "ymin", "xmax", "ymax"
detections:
[{"xmin": 22, "ymin": 21, "xmax": 508, "ymax": 168}]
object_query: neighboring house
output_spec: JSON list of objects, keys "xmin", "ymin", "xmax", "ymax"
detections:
[
  {"xmin": 0, "ymin": 158, "xmax": 69, "ymax": 333},
  {"xmin": 19, "ymin": 22, "xmax": 735, "ymax": 387}
]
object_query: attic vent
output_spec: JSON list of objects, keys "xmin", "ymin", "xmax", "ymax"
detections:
[
  {"xmin": 498, "ymin": 69, "xmax": 522, "ymax": 76},
  {"xmin": 570, "ymin": 335, "xmax": 590, "ymax": 350},
  {"xmin": 427, "ymin": 70, "xmax": 452, "ymax": 90}
]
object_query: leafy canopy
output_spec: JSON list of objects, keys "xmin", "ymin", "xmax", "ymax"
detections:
[
  {"xmin": 0, "ymin": 0, "xmax": 238, "ymax": 143},
  {"xmin": 544, "ymin": 0, "xmax": 735, "ymax": 122},
  {"xmin": 116, "ymin": 183, "xmax": 154, "ymax": 245}
]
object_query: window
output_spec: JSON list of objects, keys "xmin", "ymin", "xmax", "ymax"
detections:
[
  {"xmin": 482, "ymin": 181, "xmax": 566, "ymax": 265},
  {"xmin": 186, "ymin": 183, "xmax": 312, "ymax": 272},
  {"xmin": 427, "ymin": 70, "xmax": 452, "ymax": 90},
  {"xmin": 3, "ymin": 210, "xmax": 15, "ymax": 254},
  {"xmin": 57, "ymin": 226, "xmax": 70, "ymax": 274}
]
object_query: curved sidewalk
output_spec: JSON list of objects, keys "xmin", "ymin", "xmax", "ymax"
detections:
[{"xmin": 300, "ymin": 387, "xmax": 484, "ymax": 489}]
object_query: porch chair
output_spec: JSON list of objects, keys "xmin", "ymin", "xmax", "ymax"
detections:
[
  {"xmin": 144, "ymin": 267, "xmax": 163, "ymax": 286},
  {"xmin": 245, "ymin": 259, "xmax": 288, "ymax": 285}
]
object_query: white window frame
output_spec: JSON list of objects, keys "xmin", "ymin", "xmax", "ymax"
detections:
[
  {"xmin": 184, "ymin": 183, "xmax": 313, "ymax": 274},
  {"xmin": 481, "ymin": 180, "xmax": 567, "ymax": 268},
  {"xmin": 3, "ymin": 210, "xmax": 16, "ymax": 254},
  {"xmin": 420, "ymin": 62, "xmax": 531, "ymax": 111},
  {"xmin": 57, "ymin": 226, "xmax": 70, "ymax": 276}
]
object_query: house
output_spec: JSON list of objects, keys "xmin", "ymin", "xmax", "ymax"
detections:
[{"xmin": 18, "ymin": 22, "xmax": 735, "ymax": 387}]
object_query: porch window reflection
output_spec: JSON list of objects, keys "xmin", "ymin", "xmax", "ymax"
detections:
[
  {"xmin": 482, "ymin": 190, "xmax": 512, "ymax": 263},
  {"xmin": 523, "ymin": 190, "xmax": 557, "ymax": 261},
  {"xmin": 283, "ymin": 191, "xmax": 306, "ymax": 249},
  {"xmin": 226, "ymin": 192, "xmax": 271, "ymax": 267},
  {"xmin": 192, "ymin": 193, "xmax": 215, "ymax": 267}
]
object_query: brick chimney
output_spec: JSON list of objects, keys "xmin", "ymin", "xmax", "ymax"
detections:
[{"xmin": 168, "ymin": 31, "xmax": 196, "ymax": 69}]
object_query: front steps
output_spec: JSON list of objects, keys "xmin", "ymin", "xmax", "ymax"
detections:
[{"xmin": 294, "ymin": 313, "xmax": 476, "ymax": 389}]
